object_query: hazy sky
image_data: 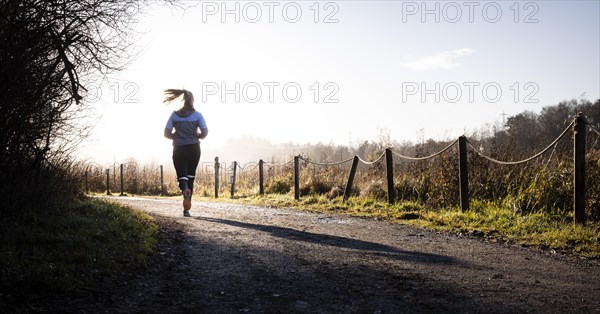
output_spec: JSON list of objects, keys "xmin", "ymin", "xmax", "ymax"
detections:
[{"xmin": 77, "ymin": 0, "xmax": 600, "ymax": 164}]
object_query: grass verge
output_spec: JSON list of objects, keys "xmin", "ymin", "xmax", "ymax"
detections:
[
  {"xmin": 0, "ymin": 198, "xmax": 158, "ymax": 309},
  {"xmin": 202, "ymin": 193, "xmax": 600, "ymax": 258}
]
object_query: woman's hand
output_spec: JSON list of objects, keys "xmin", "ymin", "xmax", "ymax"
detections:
[{"xmin": 164, "ymin": 129, "xmax": 175, "ymax": 139}]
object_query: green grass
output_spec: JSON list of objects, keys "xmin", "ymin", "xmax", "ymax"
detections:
[
  {"xmin": 413, "ymin": 200, "xmax": 600, "ymax": 256},
  {"xmin": 201, "ymin": 193, "xmax": 600, "ymax": 258},
  {"xmin": 0, "ymin": 198, "xmax": 158, "ymax": 302}
]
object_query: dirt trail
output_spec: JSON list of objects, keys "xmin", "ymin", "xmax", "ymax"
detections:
[{"xmin": 61, "ymin": 196, "xmax": 600, "ymax": 313}]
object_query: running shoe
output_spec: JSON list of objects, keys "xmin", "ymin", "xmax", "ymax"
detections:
[{"xmin": 183, "ymin": 188, "xmax": 192, "ymax": 211}]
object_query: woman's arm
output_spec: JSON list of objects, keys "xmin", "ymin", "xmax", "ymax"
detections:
[
  {"xmin": 164, "ymin": 128, "xmax": 175, "ymax": 139},
  {"xmin": 164, "ymin": 113, "xmax": 175, "ymax": 139},
  {"xmin": 198, "ymin": 127, "xmax": 208, "ymax": 139},
  {"xmin": 197, "ymin": 111, "xmax": 208, "ymax": 139}
]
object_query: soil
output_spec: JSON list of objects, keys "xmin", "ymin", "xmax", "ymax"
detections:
[{"xmin": 41, "ymin": 196, "xmax": 600, "ymax": 313}]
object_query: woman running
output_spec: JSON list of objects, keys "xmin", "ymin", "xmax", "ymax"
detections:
[{"xmin": 163, "ymin": 89, "xmax": 208, "ymax": 216}]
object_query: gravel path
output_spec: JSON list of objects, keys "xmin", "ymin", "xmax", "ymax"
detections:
[{"xmin": 70, "ymin": 196, "xmax": 600, "ymax": 313}]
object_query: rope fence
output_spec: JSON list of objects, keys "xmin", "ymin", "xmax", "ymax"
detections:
[
  {"xmin": 83, "ymin": 162, "xmax": 167, "ymax": 196},
  {"xmin": 391, "ymin": 138, "xmax": 459, "ymax": 161},
  {"xmin": 263, "ymin": 157, "xmax": 295, "ymax": 167},
  {"xmin": 466, "ymin": 119, "xmax": 575, "ymax": 165},
  {"xmin": 299, "ymin": 156, "xmax": 355, "ymax": 166},
  {"xmin": 357, "ymin": 151, "xmax": 386, "ymax": 165},
  {"xmin": 86, "ymin": 113, "xmax": 595, "ymax": 224}
]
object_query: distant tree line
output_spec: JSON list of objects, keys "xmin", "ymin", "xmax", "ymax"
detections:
[
  {"xmin": 483, "ymin": 99, "xmax": 599, "ymax": 158},
  {"xmin": 218, "ymin": 99, "xmax": 599, "ymax": 164}
]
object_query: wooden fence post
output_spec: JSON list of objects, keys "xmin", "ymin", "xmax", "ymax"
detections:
[
  {"xmin": 385, "ymin": 148, "xmax": 395, "ymax": 204},
  {"xmin": 259, "ymin": 159, "xmax": 264, "ymax": 195},
  {"xmin": 574, "ymin": 113, "xmax": 586, "ymax": 224},
  {"xmin": 119, "ymin": 164, "xmax": 125, "ymax": 196},
  {"xmin": 160, "ymin": 165, "xmax": 164, "ymax": 196},
  {"xmin": 214, "ymin": 157, "xmax": 220, "ymax": 198},
  {"xmin": 231, "ymin": 161, "xmax": 237, "ymax": 198},
  {"xmin": 84, "ymin": 170, "xmax": 88, "ymax": 193},
  {"xmin": 343, "ymin": 156, "xmax": 359, "ymax": 202},
  {"xmin": 294, "ymin": 155, "xmax": 300, "ymax": 201},
  {"xmin": 458, "ymin": 136, "xmax": 469, "ymax": 212},
  {"xmin": 105, "ymin": 168, "xmax": 111, "ymax": 195}
]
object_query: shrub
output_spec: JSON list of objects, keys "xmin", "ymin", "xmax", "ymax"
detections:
[
  {"xmin": 300, "ymin": 177, "xmax": 332, "ymax": 196},
  {"xmin": 586, "ymin": 151, "xmax": 600, "ymax": 220},
  {"xmin": 265, "ymin": 176, "xmax": 291, "ymax": 194},
  {"xmin": 360, "ymin": 180, "xmax": 387, "ymax": 201},
  {"xmin": 328, "ymin": 185, "xmax": 345, "ymax": 199}
]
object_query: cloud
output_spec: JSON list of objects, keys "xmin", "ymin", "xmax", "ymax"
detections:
[{"xmin": 399, "ymin": 48, "xmax": 477, "ymax": 71}]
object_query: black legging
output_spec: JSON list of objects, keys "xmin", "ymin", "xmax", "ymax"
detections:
[{"xmin": 172, "ymin": 143, "xmax": 201, "ymax": 193}]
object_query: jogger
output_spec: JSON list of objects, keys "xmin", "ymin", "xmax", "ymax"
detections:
[{"xmin": 163, "ymin": 89, "xmax": 208, "ymax": 216}]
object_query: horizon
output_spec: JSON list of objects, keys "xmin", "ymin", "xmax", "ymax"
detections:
[{"xmin": 78, "ymin": 97, "xmax": 597, "ymax": 168}]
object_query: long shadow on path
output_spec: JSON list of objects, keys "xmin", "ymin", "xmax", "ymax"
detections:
[{"xmin": 195, "ymin": 216, "xmax": 460, "ymax": 266}]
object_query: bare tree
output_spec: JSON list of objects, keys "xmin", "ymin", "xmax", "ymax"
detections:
[{"xmin": 0, "ymin": 0, "xmax": 170, "ymax": 211}]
